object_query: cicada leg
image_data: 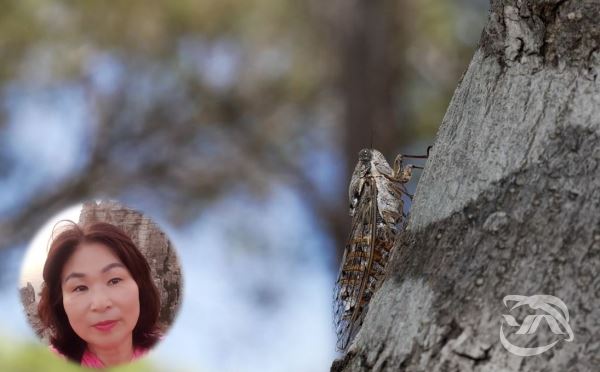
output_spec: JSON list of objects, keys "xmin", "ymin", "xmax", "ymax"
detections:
[
  {"xmin": 383, "ymin": 157, "xmax": 412, "ymax": 185},
  {"xmin": 392, "ymin": 146, "xmax": 431, "ymax": 182}
]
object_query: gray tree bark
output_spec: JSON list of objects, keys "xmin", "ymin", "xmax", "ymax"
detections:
[{"xmin": 333, "ymin": 0, "xmax": 600, "ymax": 371}]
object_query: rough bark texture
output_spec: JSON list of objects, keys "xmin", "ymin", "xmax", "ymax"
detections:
[
  {"xmin": 19, "ymin": 282, "xmax": 46, "ymax": 340},
  {"xmin": 333, "ymin": 1, "xmax": 600, "ymax": 371}
]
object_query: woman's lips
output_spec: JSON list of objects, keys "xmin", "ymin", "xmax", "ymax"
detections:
[{"xmin": 93, "ymin": 320, "xmax": 118, "ymax": 332}]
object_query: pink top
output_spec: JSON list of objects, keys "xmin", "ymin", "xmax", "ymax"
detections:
[
  {"xmin": 50, "ymin": 344, "xmax": 149, "ymax": 368},
  {"xmin": 80, "ymin": 346, "xmax": 148, "ymax": 368}
]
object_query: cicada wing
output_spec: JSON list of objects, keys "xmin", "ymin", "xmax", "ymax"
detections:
[{"xmin": 333, "ymin": 179, "xmax": 377, "ymax": 351}]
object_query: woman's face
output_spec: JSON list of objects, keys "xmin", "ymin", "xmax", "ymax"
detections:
[{"xmin": 61, "ymin": 241, "xmax": 140, "ymax": 350}]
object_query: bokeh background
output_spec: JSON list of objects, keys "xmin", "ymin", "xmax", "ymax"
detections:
[{"xmin": 0, "ymin": 0, "xmax": 489, "ymax": 371}]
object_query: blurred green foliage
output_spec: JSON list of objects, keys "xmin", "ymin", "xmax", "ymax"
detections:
[
  {"xmin": 0, "ymin": 0, "xmax": 486, "ymax": 139},
  {"xmin": 0, "ymin": 337, "xmax": 186, "ymax": 372}
]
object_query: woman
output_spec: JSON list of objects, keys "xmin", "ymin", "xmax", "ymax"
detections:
[{"xmin": 38, "ymin": 221, "xmax": 162, "ymax": 368}]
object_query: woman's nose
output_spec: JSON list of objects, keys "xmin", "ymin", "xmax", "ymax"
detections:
[{"xmin": 90, "ymin": 288, "xmax": 112, "ymax": 311}]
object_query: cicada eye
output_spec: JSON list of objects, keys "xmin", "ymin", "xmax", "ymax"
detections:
[{"xmin": 358, "ymin": 149, "xmax": 371, "ymax": 163}]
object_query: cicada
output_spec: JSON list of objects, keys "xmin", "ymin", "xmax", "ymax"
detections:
[{"xmin": 333, "ymin": 148, "xmax": 424, "ymax": 351}]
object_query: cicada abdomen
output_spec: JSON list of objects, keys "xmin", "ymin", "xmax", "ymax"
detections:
[{"xmin": 333, "ymin": 148, "xmax": 415, "ymax": 351}]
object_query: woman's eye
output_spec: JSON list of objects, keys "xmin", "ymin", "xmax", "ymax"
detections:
[
  {"xmin": 108, "ymin": 278, "xmax": 122, "ymax": 286},
  {"xmin": 73, "ymin": 286, "xmax": 87, "ymax": 292}
]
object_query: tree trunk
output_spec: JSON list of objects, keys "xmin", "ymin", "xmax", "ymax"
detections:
[{"xmin": 332, "ymin": 0, "xmax": 600, "ymax": 371}]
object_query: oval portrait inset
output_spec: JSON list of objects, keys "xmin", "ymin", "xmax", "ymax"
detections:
[{"xmin": 19, "ymin": 200, "xmax": 183, "ymax": 368}]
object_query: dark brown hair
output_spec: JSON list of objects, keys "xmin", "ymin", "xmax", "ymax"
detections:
[{"xmin": 38, "ymin": 221, "xmax": 161, "ymax": 362}]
